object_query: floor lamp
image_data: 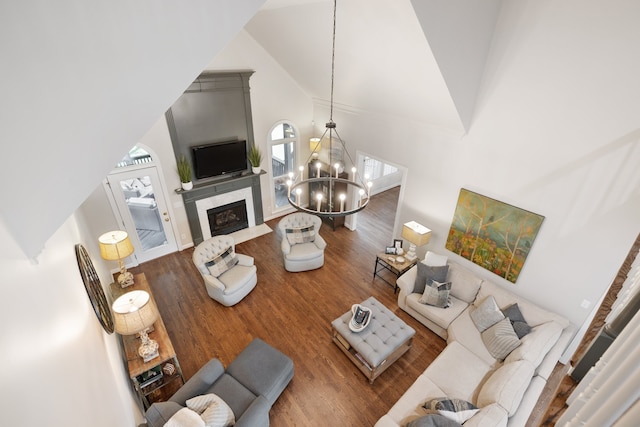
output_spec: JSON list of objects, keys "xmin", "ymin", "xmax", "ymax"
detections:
[
  {"xmin": 401, "ymin": 221, "xmax": 432, "ymax": 262},
  {"xmin": 99, "ymin": 230, "xmax": 135, "ymax": 287}
]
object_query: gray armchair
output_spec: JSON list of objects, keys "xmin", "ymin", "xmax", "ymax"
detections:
[
  {"xmin": 192, "ymin": 235, "xmax": 257, "ymax": 306},
  {"xmin": 276, "ymin": 212, "xmax": 326, "ymax": 272}
]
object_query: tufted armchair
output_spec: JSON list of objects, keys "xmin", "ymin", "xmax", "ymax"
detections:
[
  {"xmin": 276, "ymin": 212, "xmax": 326, "ymax": 272},
  {"xmin": 192, "ymin": 235, "xmax": 257, "ymax": 306}
]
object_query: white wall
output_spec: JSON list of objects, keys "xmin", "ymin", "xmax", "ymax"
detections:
[
  {"xmin": 205, "ymin": 30, "xmax": 315, "ymax": 220},
  {"xmin": 0, "ymin": 0, "xmax": 266, "ymax": 259},
  {"xmin": 314, "ymin": 0, "xmax": 640, "ymax": 331},
  {"xmin": 0, "ymin": 214, "xmax": 141, "ymax": 426}
]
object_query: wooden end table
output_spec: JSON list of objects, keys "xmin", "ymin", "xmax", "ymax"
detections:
[
  {"xmin": 373, "ymin": 252, "xmax": 418, "ymax": 292},
  {"xmin": 110, "ymin": 273, "xmax": 185, "ymax": 410}
]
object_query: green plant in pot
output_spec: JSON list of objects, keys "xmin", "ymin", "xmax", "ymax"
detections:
[
  {"xmin": 177, "ymin": 155, "xmax": 193, "ymax": 190},
  {"xmin": 248, "ymin": 145, "xmax": 262, "ymax": 174}
]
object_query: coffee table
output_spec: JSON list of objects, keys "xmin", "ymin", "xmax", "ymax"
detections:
[{"xmin": 331, "ymin": 296, "xmax": 415, "ymax": 383}]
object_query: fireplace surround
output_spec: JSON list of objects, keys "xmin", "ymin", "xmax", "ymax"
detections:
[{"xmin": 180, "ymin": 172, "xmax": 264, "ymax": 246}]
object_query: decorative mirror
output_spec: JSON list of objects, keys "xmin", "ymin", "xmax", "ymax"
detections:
[{"xmin": 75, "ymin": 244, "xmax": 114, "ymax": 333}]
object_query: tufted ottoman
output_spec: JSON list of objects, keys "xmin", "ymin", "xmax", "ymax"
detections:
[{"xmin": 331, "ymin": 296, "xmax": 415, "ymax": 383}]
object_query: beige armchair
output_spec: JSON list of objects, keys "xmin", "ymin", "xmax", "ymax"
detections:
[
  {"xmin": 276, "ymin": 212, "xmax": 326, "ymax": 272},
  {"xmin": 192, "ymin": 235, "xmax": 257, "ymax": 306}
]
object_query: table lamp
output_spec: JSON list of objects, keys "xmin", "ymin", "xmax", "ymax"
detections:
[
  {"xmin": 99, "ymin": 230, "xmax": 135, "ymax": 287},
  {"xmin": 401, "ymin": 221, "xmax": 432, "ymax": 262},
  {"xmin": 310, "ymin": 137, "xmax": 322, "ymax": 158},
  {"xmin": 112, "ymin": 290, "xmax": 160, "ymax": 362}
]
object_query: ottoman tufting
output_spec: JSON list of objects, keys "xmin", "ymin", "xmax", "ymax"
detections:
[{"xmin": 332, "ymin": 296, "xmax": 415, "ymax": 383}]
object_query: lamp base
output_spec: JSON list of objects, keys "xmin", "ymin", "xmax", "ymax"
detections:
[
  {"xmin": 138, "ymin": 330, "xmax": 159, "ymax": 362},
  {"xmin": 117, "ymin": 271, "xmax": 134, "ymax": 288},
  {"xmin": 405, "ymin": 244, "xmax": 418, "ymax": 262}
]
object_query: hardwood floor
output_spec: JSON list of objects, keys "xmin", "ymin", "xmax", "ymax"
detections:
[{"xmin": 130, "ymin": 187, "xmax": 560, "ymax": 426}]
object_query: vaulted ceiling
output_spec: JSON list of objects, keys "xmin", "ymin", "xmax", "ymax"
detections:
[{"xmin": 246, "ymin": 0, "xmax": 503, "ymax": 132}]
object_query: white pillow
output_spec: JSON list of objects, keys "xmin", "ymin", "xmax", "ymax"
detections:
[
  {"xmin": 164, "ymin": 407, "xmax": 205, "ymax": 427},
  {"xmin": 186, "ymin": 393, "xmax": 235, "ymax": 427},
  {"xmin": 470, "ymin": 295, "xmax": 505, "ymax": 332},
  {"xmin": 422, "ymin": 251, "xmax": 448, "ymax": 266}
]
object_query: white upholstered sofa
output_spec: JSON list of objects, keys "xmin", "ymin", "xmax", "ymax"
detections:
[{"xmin": 375, "ymin": 254, "xmax": 575, "ymax": 427}]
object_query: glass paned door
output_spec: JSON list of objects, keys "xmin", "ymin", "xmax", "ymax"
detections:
[{"xmin": 106, "ymin": 166, "xmax": 178, "ymax": 263}]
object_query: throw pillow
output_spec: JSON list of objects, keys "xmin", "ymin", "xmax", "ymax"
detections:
[
  {"xmin": 419, "ymin": 280, "xmax": 452, "ymax": 308},
  {"xmin": 502, "ymin": 303, "xmax": 532, "ymax": 338},
  {"xmin": 205, "ymin": 247, "xmax": 239, "ymax": 278},
  {"xmin": 164, "ymin": 407, "xmax": 206, "ymax": 427},
  {"xmin": 470, "ymin": 295, "xmax": 505, "ymax": 332},
  {"xmin": 285, "ymin": 225, "xmax": 315, "ymax": 245},
  {"xmin": 481, "ymin": 317, "xmax": 522, "ymax": 360},
  {"xmin": 406, "ymin": 414, "xmax": 463, "ymax": 427},
  {"xmin": 423, "ymin": 251, "xmax": 448, "ymax": 266},
  {"xmin": 186, "ymin": 393, "xmax": 236, "ymax": 427},
  {"xmin": 422, "ymin": 398, "xmax": 479, "ymax": 424},
  {"xmin": 414, "ymin": 263, "xmax": 449, "ymax": 295}
]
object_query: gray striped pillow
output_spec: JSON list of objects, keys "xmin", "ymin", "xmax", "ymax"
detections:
[
  {"xmin": 285, "ymin": 225, "xmax": 316, "ymax": 244},
  {"xmin": 204, "ymin": 247, "xmax": 239, "ymax": 278},
  {"xmin": 481, "ymin": 317, "xmax": 521, "ymax": 360}
]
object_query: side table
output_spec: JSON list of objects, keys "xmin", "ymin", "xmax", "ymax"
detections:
[
  {"xmin": 110, "ymin": 273, "xmax": 185, "ymax": 410},
  {"xmin": 373, "ymin": 252, "xmax": 418, "ymax": 292}
]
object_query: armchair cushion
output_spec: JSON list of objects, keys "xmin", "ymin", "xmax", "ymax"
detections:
[
  {"xmin": 285, "ymin": 225, "xmax": 316, "ymax": 244},
  {"xmin": 205, "ymin": 247, "xmax": 239, "ymax": 277}
]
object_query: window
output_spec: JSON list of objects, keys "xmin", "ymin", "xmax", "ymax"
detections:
[
  {"xmin": 115, "ymin": 146, "xmax": 153, "ymax": 168},
  {"xmin": 363, "ymin": 156, "xmax": 398, "ymax": 180},
  {"xmin": 269, "ymin": 121, "xmax": 298, "ymax": 210}
]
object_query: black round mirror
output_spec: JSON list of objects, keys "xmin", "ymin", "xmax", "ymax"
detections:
[{"xmin": 75, "ymin": 244, "xmax": 114, "ymax": 334}]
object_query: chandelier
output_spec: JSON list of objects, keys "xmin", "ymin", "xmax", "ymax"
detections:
[{"xmin": 286, "ymin": 0, "xmax": 372, "ymax": 218}]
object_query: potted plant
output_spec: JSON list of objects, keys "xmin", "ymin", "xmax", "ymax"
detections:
[
  {"xmin": 248, "ymin": 145, "xmax": 262, "ymax": 174},
  {"xmin": 177, "ymin": 155, "xmax": 193, "ymax": 190}
]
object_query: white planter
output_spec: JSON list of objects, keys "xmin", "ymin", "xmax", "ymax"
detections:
[
  {"xmin": 181, "ymin": 181, "xmax": 193, "ymax": 191},
  {"xmin": 252, "ymin": 167, "xmax": 261, "ymax": 174}
]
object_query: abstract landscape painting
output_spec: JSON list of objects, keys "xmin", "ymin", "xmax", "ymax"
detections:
[{"xmin": 445, "ymin": 189, "xmax": 544, "ymax": 283}]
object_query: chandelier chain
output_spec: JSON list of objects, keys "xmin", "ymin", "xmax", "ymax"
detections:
[{"xmin": 330, "ymin": 0, "xmax": 337, "ymax": 122}]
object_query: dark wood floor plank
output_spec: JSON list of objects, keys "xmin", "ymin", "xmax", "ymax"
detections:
[{"xmin": 130, "ymin": 186, "xmax": 561, "ymax": 426}]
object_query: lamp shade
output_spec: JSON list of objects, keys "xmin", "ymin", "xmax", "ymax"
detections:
[
  {"xmin": 112, "ymin": 290, "xmax": 159, "ymax": 335},
  {"xmin": 98, "ymin": 230, "xmax": 134, "ymax": 261},
  {"xmin": 401, "ymin": 221, "xmax": 432, "ymax": 247},
  {"xmin": 309, "ymin": 137, "xmax": 322, "ymax": 152}
]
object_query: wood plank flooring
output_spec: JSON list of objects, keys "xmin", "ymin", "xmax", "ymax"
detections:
[{"xmin": 130, "ymin": 187, "xmax": 561, "ymax": 426}]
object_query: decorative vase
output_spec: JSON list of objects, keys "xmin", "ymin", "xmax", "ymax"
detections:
[
  {"xmin": 181, "ymin": 181, "xmax": 193, "ymax": 191},
  {"xmin": 252, "ymin": 166, "xmax": 261, "ymax": 174}
]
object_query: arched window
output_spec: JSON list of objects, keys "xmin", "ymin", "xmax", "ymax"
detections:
[{"xmin": 269, "ymin": 121, "xmax": 298, "ymax": 210}]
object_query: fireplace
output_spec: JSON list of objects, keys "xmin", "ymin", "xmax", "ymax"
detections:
[
  {"xmin": 208, "ymin": 200, "xmax": 249, "ymax": 236},
  {"xmin": 193, "ymin": 185, "xmax": 258, "ymax": 242}
]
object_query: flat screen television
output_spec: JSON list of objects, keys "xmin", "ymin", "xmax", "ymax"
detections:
[{"xmin": 192, "ymin": 140, "xmax": 248, "ymax": 180}]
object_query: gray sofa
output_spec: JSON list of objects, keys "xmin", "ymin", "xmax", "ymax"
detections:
[
  {"xmin": 143, "ymin": 338, "xmax": 294, "ymax": 427},
  {"xmin": 376, "ymin": 257, "xmax": 575, "ymax": 427}
]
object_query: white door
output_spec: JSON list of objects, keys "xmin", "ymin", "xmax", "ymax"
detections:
[{"xmin": 105, "ymin": 166, "xmax": 178, "ymax": 263}]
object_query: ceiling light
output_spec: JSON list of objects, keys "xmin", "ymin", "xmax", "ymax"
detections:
[{"xmin": 287, "ymin": 0, "xmax": 371, "ymax": 218}]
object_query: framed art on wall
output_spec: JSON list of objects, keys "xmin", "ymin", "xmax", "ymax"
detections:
[{"xmin": 445, "ymin": 188, "xmax": 544, "ymax": 283}]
